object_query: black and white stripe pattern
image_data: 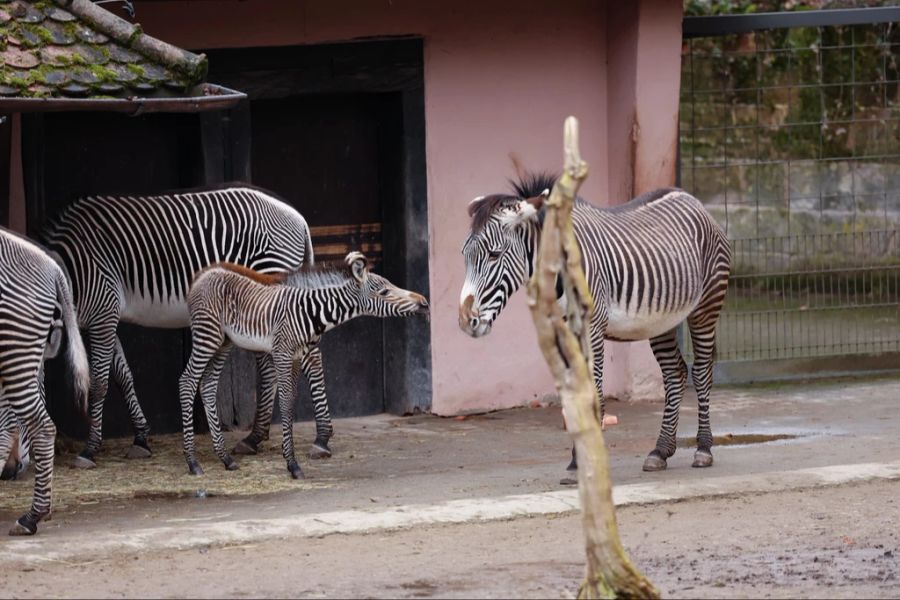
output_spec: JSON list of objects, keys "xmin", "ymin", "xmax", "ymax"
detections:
[
  {"xmin": 460, "ymin": 174, "xmax": 731, "ymax": 472},
  {"xmin": 43, "ymin": 185, "xmax": 340, "ymax": 466},
  {"xmin": 0, "ymin": 227, "xmax": 89, "ymax": 535},
  {"xmin": 180, "ymin": 252, "xmax": 429, "ymax": 478}
]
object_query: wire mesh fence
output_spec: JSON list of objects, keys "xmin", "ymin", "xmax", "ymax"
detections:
[{"xmin": 679, "ymin": 19, "xmax": 899, "ymax": 365}]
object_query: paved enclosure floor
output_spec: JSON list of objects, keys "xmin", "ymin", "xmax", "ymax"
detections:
[{"xmin": 1, "ymin": 375, "xmax": 899, "ymax": 597}]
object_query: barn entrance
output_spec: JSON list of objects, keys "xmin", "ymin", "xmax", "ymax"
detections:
[
  {"xmin": 250, "ymin": 92, "xmax": 399, "ymax": 419},
  {"xmin": 204, "ymin": 38, "xmax": 431, "ymax": 425}
]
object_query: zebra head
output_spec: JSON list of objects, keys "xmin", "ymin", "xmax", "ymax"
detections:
[
  {"xmin": 460, "ymin": 177, "xmax": 553, "ymax": 338},
  {"xmin": 346, "ymin": 252, "xmax": 430, "ymax": 318}
]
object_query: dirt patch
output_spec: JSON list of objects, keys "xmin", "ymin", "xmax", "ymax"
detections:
[{"xmin": 1, "ymin": 479, "xmax": 898, "ymax": 598}]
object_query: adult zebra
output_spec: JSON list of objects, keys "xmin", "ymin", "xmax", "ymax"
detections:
[
  {"xmin": 459, "ymin": 174, "xmax": 731, "ymax": 472},
  {"xmin": 0, "ymin": 227, "xmax": 89, "ymax": 535},
  {"xmin": 44, "ymin": 184, "xmax": 332, "ymax": 468}
]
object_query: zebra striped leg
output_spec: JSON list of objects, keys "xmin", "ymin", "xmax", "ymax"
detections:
[
  {"xmin": 3, "ymin": 364, "xmax": 55, "ymax": 536},
  {"xmin": 563, "ymin": 312, "xmax": 608, "ymax": 479},
  {"xmin": 688, "ymin": 314, "xmax": 721, "ymax": 469},
  {"xmin": 0, "ymin": 407, "xmax": 18, "ymax": 480},
  {"xmin": 112, "ymin": 337, "xmax": 152, "ymax": 459},
  {"xmin": 300, "ymin": 346, "xmax": 333, "ymax": 459},
  {"xmin": 198, "ymin": 346, "xmax": 238, "ymax": 471},
  {"xmin": 75, "ymin": 322, "xmax": 119, "ymax": 469},
  {"xmin": 234, "ymin": 352, "xmax": 276, "ymax": 456},
  {"xmin": 643, "ymin": 328, "xmax": 688, "ymax": 472},
  {"xmin": 274, "ymin": 354, "xmax": 304, "ymax": 480},
  {"xmin": 179, "ymin": 336, "xmax": 221, "ymax": 476}
]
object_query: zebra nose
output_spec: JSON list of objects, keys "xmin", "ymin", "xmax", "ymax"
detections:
[{"xmin": 459, "ymin": 295, "xmax": 478, "ymax": 334}]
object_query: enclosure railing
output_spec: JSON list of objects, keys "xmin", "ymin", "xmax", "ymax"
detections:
[{"xmin": 679, "ymin": 7, "xmax": 900, "ymax": 381}]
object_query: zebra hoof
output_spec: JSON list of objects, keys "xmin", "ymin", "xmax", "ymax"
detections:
[
  {"xmin": 73, "ymin": 452, "xmax": 97, "ymax": 470},
  {"xmin": 232, "ymin": 439, "xmax": 258, "ymax": 456},
  {"xmin": 308, "ymin": 442, "xmax": 331, "ymax": 460},
  {"xmin": 692, "ymin": 450, "xmax": 714, "ymax": 468},
  {"xmin": 642, "ymin": 452, "xmax": 668, "ymax": 472},
  {"xmin": 187, "ymin": 460, "xmax": 204, "ymax": 476},
  {"xmin": 126, "ymin": 444, "xmax": 152, "ymax": 459},
  {"xmin": 9, "ymin": 517, "xmax": 36, "ymax": 536},
  {"xmin": 223, "ymin": 456, "xmax": 239, "ymax": 471},
  {"xmin": 287, "ymin": 460, "xmax": 305, "ymax": 480},
  {"xmin": 559, "ymin": 470, "xmax": 578, "ymax": 486}
]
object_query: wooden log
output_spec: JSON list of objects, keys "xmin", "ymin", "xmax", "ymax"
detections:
[{"xmin": 526, "ymin": 117, "xmax": 659, "ymax": 599}]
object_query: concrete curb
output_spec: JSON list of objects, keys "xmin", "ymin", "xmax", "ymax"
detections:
[{"xmin": 2, "ymin": 460, "xmax": 899, "ymax": 565}]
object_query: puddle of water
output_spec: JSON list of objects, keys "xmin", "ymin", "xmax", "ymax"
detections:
[{"xmin": 677, "ymin": 433, "xmax": 801, "ymax": 448}]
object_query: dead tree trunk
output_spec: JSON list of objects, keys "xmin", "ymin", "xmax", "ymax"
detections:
[{"xmin": 526, "ymin": 117, "xmax": 659, "ymax": 599}]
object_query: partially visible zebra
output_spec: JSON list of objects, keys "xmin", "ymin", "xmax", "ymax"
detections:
[
  {"xmin": 459, "ymin": 174, "xmax": 731, "ymax": 473},
  {"xmin": 43, "ymin": 185, "xmax": 337, "ymax": 468},
  {"xmin": 0, "ymin": 227, "xmax": 89, "ymax": 535},
  {"xmin": 180, "ymin": 252, "xmax": 429, "ymax": 478}
]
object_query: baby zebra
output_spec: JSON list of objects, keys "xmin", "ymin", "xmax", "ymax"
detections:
[{"xmin": 180, "ymin": 251, "xmax": 429, "ymax": 478}]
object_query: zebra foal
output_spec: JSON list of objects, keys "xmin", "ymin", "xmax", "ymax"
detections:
[
  {"xmin": 459, "ymin": 173, "xmax": 731, "ymax": 473},
  {"xmin": 181, "ymin": 252, "xmax": 429, "ymax": 478},
  {"xmin": 0, "ymin": 228, "xmax": 89, "ymax": 535}
]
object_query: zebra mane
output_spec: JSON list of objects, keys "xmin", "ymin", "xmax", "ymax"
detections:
[
  {"xmin": 509, "ymin": 171, "xmax": 558, "ymax": 200},
  {"xmin": 467, "ymin": 172, "xmax": 559, "ymax": 233}
]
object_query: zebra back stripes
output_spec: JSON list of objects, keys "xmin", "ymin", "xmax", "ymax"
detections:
[
  {"xmin": 179, "ymin": 252, "xmax": 429, "ymax": 478},
  {"xmin": 0, "ymin": 227, "xmax": 89, "ymax": 535},
  {"xmin": 460, "ymin": 173, "xmax": 731, "ymax": 472}
]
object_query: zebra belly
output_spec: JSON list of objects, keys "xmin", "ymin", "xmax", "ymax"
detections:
[
  {"xmin": 605, "ymin": 301, "xmax": 696, "ymax": 341},
  {"xmin": 223, "ymin": 326, "xmax": 273, "ymax": 353},
  {"xmin": 119, "ymin": 293, "xmax": 190, "ymax": 328}
]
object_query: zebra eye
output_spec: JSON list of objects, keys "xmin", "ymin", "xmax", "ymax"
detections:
[
  {"xmin": 378, "ymin": 288, "xmax": 390, "ymax": 297},
  {"xmin": 488, "ymin": 249, "xmax": 502, "ymax": 261}
]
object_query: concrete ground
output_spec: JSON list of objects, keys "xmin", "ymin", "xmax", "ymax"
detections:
[{"xmin": 1, "ymin": 375, "xmax": 899, "ymax": 598}]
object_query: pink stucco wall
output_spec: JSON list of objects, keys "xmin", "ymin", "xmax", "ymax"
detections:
[{"xmin": 131, "ymin": 0, "xmax": 681, "ymax": 415}]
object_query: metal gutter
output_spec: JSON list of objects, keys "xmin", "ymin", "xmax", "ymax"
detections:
[
  {"xmin": 684, "ymin": 6, "xmax": 900, "ymax": 38},
  {"xmin": 0, "ymin": 83, "xmax": 245, "ymax": 114}
]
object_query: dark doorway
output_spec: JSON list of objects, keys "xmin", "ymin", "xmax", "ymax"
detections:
[
  {"xmin": 23, "ymin": 111, "xmax": 203, "ymax": 437},
  {"xmin": 251, "ymin": 93, "xmax": 399, "ymax": 418},
  {"xmin": 205, "ymin": 38, "xmax": 431, "ymax": 423}
]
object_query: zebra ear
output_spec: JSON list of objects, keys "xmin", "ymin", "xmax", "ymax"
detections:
[
  {"xmin": 346, "ymin": 252, "xmax": 368, "ymax": 282},
  {"xmin": 527, "ymin": 188, "xmax": 550, "ymax": 211}
]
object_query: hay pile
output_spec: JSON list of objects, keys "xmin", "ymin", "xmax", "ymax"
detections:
[{"xmin": 0, "ymin": 428, "xmax": 337, "ymax": 513}]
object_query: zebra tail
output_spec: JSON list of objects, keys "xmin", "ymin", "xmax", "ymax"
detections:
[
  {"xmin": 304, "ymin": 222, "xmax": 315, "ymax": 265},
  {"xmin": 55, "ymin": 270, "xmax": 90, "ymax": 415}
]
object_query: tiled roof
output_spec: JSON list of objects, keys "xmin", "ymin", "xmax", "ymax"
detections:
[{"xmin": 0, "ymin": 0, "xmax": 230, "ymax": 105}]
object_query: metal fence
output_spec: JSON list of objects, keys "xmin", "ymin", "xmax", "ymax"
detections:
[{"xmin": 679, "ymin": 9, "xmax": 899, "ymax": 380}]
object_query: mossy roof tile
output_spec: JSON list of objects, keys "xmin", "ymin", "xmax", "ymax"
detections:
[{"xmin": 0, "ymin": 0, "xmax": 214, "ymax": 101}]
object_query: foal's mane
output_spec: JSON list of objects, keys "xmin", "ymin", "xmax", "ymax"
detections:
[
  {"xmin": 203, "ymin": 263, "xmax": 288, "ymax": 285},
  {"xmin": 467, "ymin": 171, "xmax": 558, "ymax": 233},
  {"xmin": 196, "ymin": 261, "xmax": 355, "ymax": 289}
]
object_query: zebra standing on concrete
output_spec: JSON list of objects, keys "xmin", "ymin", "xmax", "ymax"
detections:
[
  {"xmin": 459, "ymin": 174, "xmax": 731, "ymax": 473},
  {"xmin": 180, "ymin": 252, "xmax": 429, "ymax": 478},
  {"xmin": 43, "ymin": 185, "xmax": 335, "ymax": 469},
  {"xmin": 0, "ymin": 228, "xmax": 89, "ymax": 535}
]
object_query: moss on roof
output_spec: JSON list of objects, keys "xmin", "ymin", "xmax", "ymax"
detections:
[{"xmin": 0, "ymin": 0, "xmax": 207, "ymax": 99}]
